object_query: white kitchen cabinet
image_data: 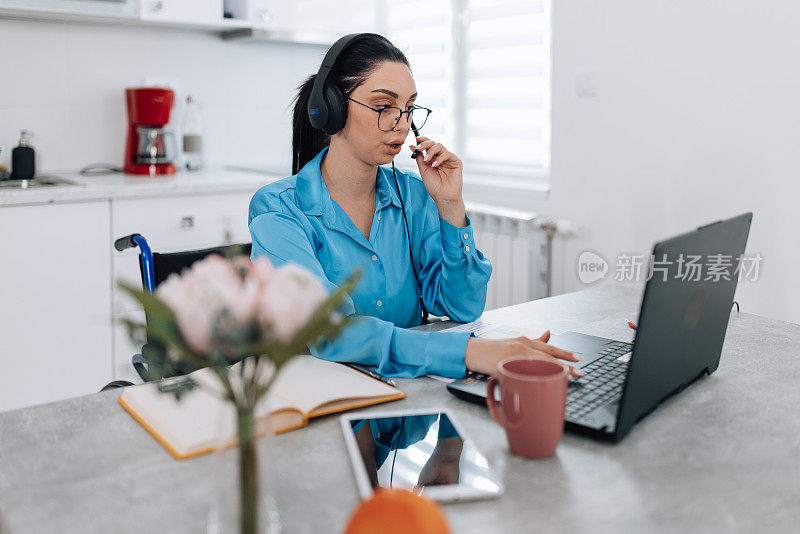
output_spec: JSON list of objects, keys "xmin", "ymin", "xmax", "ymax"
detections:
[
  {"xmin": 109, "ymin": 190, "xmax": 254, "ymax": 381},
  {"xmin": 0, "ymin": 0, "xmax": 137, "ymax": 18},
  {"xmin": 234, "ymin": 0, "xmax": 378, "ymax": 35},
  {"xmin": 110, "ymin": 191, "xmax": 253, "ymax": 315},
  {"xmin": 0, "ymin": 0, "xmax": 372, "ymax": 41},
  {"xmin": 0, "ymin": 201, "xmax": 113, "ymax": 413},
  {"xmin": 0, "ymin": 175, "xmax": 264, "ymax": 410},
  {"xmin": 140, "ymin": 0, "xmax": 224, "ymax": 25}
]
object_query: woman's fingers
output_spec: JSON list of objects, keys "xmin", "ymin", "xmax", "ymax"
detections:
[
  {"xmin": 429, "ymin": 147, "xmax": 458, "ymax": 169},
  {"xmin": 409, "ymin": 137, "xmax": 463, "ymax": 171},
  {"xmin": 411, "ymin": 139, "xmax": 435, "ymax": 152},
  {"xmin": 517, "ymin": 336, "xmax": 580, "ymax": 362},
  {"xmin": 409, "ymin": 138, "xmax": 451, "ymax": 167},
  {"xmin": 514, "ymin": 350, "xmax": 585, "ymax": 378},
  {"xmin": 567, "ymin": 364, "xmax": 584, "ymax": 377},
  {"xmin": 504, "ymin": 340, "xmax": 584, "ymax": 377},
  {"xmin": 534, "ymin": 352, "xmax": 584, "ymax": 377},
  {"xmin": 536, "ymin": 330, "xmax": 551, "ymax": 343},
  {"xmin": 425, "ymin": 144, "xmax": 447, "ymax": 166}
]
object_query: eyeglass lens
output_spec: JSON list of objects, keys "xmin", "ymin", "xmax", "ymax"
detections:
[{"xmin": 378, "ymin": 107, "xmax": 430, "ymax": 131}]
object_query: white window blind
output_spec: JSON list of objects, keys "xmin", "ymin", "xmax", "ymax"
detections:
[{"xmin": 381, "ymin": 0, "xmax": 550, "ymax": 180}]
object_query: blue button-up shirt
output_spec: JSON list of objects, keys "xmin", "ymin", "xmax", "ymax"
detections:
[{"xmin": 248, "ymin": 147, "xmax": 492, "ymax": 378}]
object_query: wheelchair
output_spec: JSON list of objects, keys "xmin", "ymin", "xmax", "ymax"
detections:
[{"xmin": 101, "ymin": 234, "xmax": 251, "ymax": 391}]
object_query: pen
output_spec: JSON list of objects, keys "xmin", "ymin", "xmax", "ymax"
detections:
[{"xmin": 344, "ymin": 363, "xmax": 396, "ymax": 387}]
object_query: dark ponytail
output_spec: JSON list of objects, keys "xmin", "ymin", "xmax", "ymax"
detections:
[{"xmin": 291, "ymin": 33, "xmax": 410, "ymax": 175}]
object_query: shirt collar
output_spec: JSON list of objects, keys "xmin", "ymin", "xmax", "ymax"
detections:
[{"xmin": 296, "ymin": 146, "xmax": 402, "ymax": 217}]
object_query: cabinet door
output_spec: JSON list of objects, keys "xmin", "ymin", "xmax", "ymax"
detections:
[
  {"xmin": 248, "ymin": 0, "xmax": 377, "ymax": 34},
  {"xmin": 0, "ymin": 0, "xmax": 138, "ymax": 18},
  {"xmin": 140, "ymin": 0, "xmax": 223, "ymax": 24},
  {"xmin": 0, "ymin": 201, "xmax": 113, "ymax": 413}
]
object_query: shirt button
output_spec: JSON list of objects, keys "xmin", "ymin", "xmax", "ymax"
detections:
[
  {"xmin": 463, "ymin": 233, "xmax": 469, "ymax": 239},
  {"xmin": 377, "ymin": 213, "xmax": 381, "ymax": 221},
  {"xmin": 371, "ymin": 254, "xmax": 378, "ymax": 262},
  {"xmin": 377, "ymin": 300, "xmax": 383, "ymax": 307},
  {"xmin": 465, "ymin": 246, "xmax": 470, "ymax": 252}
]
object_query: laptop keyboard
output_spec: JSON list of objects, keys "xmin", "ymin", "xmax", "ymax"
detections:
[{"xmin": 566, "ymin": 341, "xmax": 632, "ymax": 420}]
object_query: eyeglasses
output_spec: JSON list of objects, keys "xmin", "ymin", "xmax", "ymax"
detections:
[{"xmin": 347, "ymin": 98, "xmax": 432, "ymax": 132}]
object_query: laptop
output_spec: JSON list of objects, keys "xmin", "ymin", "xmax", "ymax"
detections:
[{"xmin": 447, "ymin": 212, "xmax": 753, "ymax": 441}]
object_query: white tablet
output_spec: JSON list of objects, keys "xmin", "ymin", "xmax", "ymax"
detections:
[{"xmin": 340, "ymin": 408, "xmax": 504, "ymax": 503}]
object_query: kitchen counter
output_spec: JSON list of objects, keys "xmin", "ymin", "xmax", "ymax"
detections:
[{"xmin": 0, "ymin": 167, "xmax": 287, "ymax": 207}]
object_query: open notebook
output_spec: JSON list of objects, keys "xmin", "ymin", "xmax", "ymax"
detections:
[{"xmin": 118, "ymin": 355, "xmax": 405, "ymax": 459}]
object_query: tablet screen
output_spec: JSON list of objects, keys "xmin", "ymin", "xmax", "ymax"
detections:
[{"xmin": 344, "ymin": 411, "xmax": 502, "ymax": 500}]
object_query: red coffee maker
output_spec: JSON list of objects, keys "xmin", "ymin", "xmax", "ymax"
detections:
[{"xmin": 124, "ymin": 87, "xmax": 177, "ymax": 176}]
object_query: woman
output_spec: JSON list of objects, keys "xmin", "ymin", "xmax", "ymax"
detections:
[{"xmin": 248, "ymin": 33, "xmax": 581, "ymax": 378}]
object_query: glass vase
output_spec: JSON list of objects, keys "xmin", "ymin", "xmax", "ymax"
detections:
[{"xmin": 207, "ymin": 403, "xmax": 281, "ymax": 534}]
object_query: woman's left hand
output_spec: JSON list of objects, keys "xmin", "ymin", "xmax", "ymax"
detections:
[{"xmin": 409, "ymin": 136, "xmax": 463, "ymax": 204}]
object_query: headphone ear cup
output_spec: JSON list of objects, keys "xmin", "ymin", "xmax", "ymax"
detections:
[{"xmin": 323, "ymin": 85, "xmax": 347, "ymax": 135}]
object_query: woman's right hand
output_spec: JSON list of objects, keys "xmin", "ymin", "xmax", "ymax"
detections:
[{"xmin": 464, "ymin": 330, "xmax": 584, "ymax": 377}]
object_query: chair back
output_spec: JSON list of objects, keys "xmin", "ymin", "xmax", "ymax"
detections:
[{"xmin": 140, "ymin": 243, "xmax": 253, "ymax": 289}]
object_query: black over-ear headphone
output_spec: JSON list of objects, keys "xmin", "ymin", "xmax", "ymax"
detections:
[
  {"xmin": 308, "ymin": 33, "xmax": 367, "ymax": 135},
  {"xmin": 307, "ymin": 33, "xmax": 430, "ymax": 325}
]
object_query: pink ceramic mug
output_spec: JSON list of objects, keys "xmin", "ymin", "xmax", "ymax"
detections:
[{"xmin": 486, "ymin": 358, "xmax": 569, "ymax": 459}]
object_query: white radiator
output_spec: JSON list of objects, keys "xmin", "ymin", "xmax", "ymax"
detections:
[{"xmin": 465, "ymin": 202, "xmax": 556, "ymax": 311}]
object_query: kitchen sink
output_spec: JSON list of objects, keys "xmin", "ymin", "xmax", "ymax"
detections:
[{"xmin": 0, "ymin": 175, "xmax": 81, "ymax": 189}]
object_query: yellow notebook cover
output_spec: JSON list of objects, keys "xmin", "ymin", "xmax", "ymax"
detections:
[{"xmin": 118, "ymin": 355, "xmax": 405, "ymax": 459}]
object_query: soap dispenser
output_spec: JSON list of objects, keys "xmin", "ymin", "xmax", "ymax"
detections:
[{"xmin": 11, "ymin": 130, "xmax": 35, "ymax": 180}]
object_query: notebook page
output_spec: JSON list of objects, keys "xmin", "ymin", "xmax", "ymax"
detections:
[{"xmin": 268, "ymin": 355, "xmax": 400, "ymax": 415}]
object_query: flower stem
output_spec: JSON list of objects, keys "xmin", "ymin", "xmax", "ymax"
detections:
[{"xmin": 238, "ymin": 406, "xmax": 258, "ymax": 534}]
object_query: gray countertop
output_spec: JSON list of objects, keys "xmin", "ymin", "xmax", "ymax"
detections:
[{"xmin": 1, "ymin": 284, "xmax": 798, "ymax": 533}]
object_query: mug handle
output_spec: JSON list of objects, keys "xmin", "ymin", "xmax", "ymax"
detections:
[{"xmin": 486, "ymin": 376, "xmax": 505, "ymax": 427}]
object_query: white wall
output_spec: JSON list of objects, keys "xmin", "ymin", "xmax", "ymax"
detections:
[
  {"xmin": 0, "ymin": 18, "xmax": 326, "ymax": 173},
  {"xmin": 3, "ymin": 3, "xmax": 798, "ymax": 326},
  {"xmin": 466, "ymin": 0, "xmax": 800, "ymax": 325}
]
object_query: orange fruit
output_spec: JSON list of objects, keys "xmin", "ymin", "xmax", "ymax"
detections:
[{"xmin": 343, "ymin": 488, "xmax": 450, "ymax": 534}]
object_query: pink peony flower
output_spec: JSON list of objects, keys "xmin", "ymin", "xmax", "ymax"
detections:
[
  {"xmin": 256, "ymin": 263, "xmax": 329, "ymax": 344},
  {"xmin": 155, "ymin": 253, "xmax": 329, "ymax": 353},
  {"xmin": 249, "ymin": 257, "xmax": 275, "ymax": 287},
  {"xmin": 156, "ymin": 254, "xmax": 261, "ymax": 355}
]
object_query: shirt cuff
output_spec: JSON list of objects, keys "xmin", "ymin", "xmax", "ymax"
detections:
[
  {"xmin": 440, "ymin": 213, "xmax": 476, "ymax": 252},
  {"xmin": 425, "ymin": 330, "xmax": 470, "ymax": 377}
]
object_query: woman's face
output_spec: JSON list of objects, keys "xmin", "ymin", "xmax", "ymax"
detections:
[{"xmin": 339, "ymin": 60, "xmax": 417, "ymax": 166}]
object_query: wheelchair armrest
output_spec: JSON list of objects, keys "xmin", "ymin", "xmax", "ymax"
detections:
[{"xmin": 132, "ymin": 353, "xmax": 150, "ymax": 382}]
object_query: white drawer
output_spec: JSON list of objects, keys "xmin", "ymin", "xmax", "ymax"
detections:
[
  {"xmin": 112, "ymin": 192, "xmax": 253, "ymax": 254},
  {"xmin": 111, "ymin": 192, "xmax": 254, "ymax": 313}
]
